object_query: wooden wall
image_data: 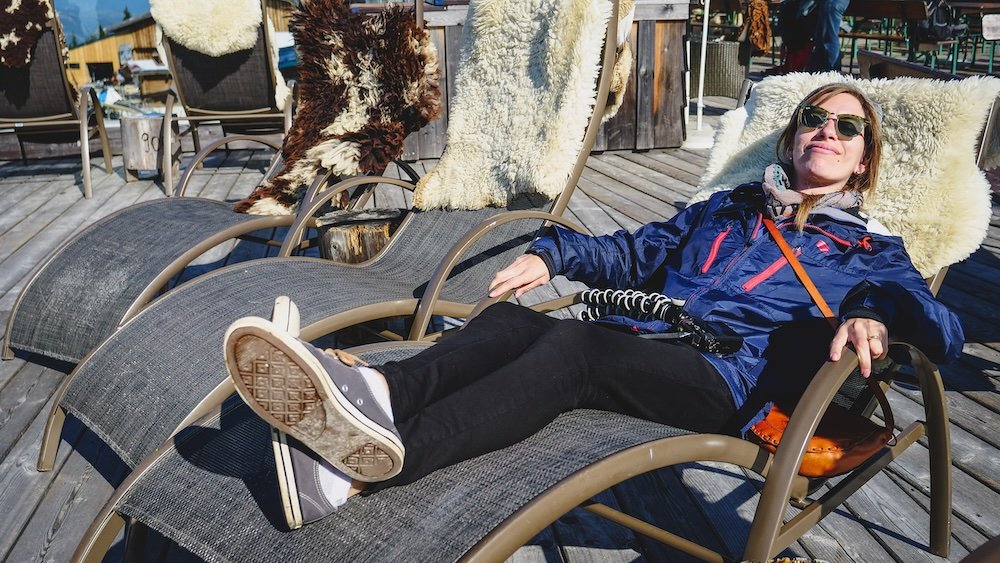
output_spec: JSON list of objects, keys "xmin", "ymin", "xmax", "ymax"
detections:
[
  {"xmin": 401, "ymin": 17, "xmax": 687, "ymax": 160},
  {"xmin": 66, "ymin": 21, "xmax": 158, "ymax": 86},
  {"xmin": 265, "ymin": 0, "xmax": 296, "ymax": 32}
]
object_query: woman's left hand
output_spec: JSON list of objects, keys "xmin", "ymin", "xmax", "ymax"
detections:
[{"xmin": 830, "ymin": 317, "xmax": 889, "ymax": 378}]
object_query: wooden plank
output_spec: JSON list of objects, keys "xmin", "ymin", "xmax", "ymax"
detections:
[
  {"xmin": 582, "ymin": 162, "xmax": 685, "ymax": 215},
  {"xmin": 588, "ymin": 153, "xmax": 693, "ymax": 209},
  {"xmin": 0, "ymin": 395, "xmax": 86, "ymax": 560},
  {"xmin": 602, "ymin": 25, "xmax": 639, "ymax": 152},
  {"xmin": 5, "ymin": 431, "xmax": 127, "ymax": 563},
  {"xmin": 550, "ymin": 490, "xmax": 643, "ymax": 562},
  {"xmin": 577, "ymin": 175, "xmax": 662, "ymax": 226},
  {"xmin": 634, "ymin": 20, "xmax": 655, "ymax": 151},
  {"xmin": 0, "ymin": 363, "xmax": 63, "ymax": 461},
  {"xmin": 0, "ymin": 179, "xmax": 68, "ymax": 238},
  {"xmin": 936, "ymin": 357, "xmax": 1000, "ymax": 417},
  {"xmin": 673, "ymin": 461, "xmax": 811, "ymax": 560},
  {"xmin": 611, "ymin": 469, "xmax": 730, "ymax": 561},
  {"xmin": 0, "ymin": 355, "xmax": 27, "ymax": 390},
  {"xmin": 641, "ymin": 148, "xmax": 711, "ymax": 178},
  {"xmin": 0, "ymin": 175, "xmax": 91, "ymax": 262},
  {"xmin": 0, "ymin": 176, "xmax": 158, "ymax": 312},
  {"xmin": 652, "ymin": 21, "xmax": 685, "ymax": 148},
  {"xmin": 877, "ymin": 445, "xmax": 999, "ymax": 545},
  {"xmin": 675, "ymin": 147, "xmax": 711, "ymax": 167},
  {"xmin": 618, "ymin": 151, "xmax": 703, "ymax": 188},
  {"xmin": 567, "ymin": 187, "xmax": 625, "ymax": 236},
  {"xmin": 875, "ymin": 397, "xmax": 1000, "ymax": 537},
  {"xmin": 739, "ymin": 469, "xmax": 873, "ymax": 562},
  {"xmin": 419, "ymin": 28, "xmax": 448, "ymax": 159},
  {"xmin": 938, "ymin": 284, "xmax": 1000, "ymax": 327},
  {"xmin": 0, "ymin": 170, "xmax": 132, "ymax": 298},
  {"xmin": 840, "ymin": 470, "xmax": 970, "ymax": 561},
  {"xmin": 508, "ymin": 527, "xmax": 565, "ymax": 562},
  {"xmin": 591, "ymin": 196, "xmax": 645, "ymax": 233}
]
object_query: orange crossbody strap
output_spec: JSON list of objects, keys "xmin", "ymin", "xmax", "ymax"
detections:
[{"xmin": 762, "ymin": 218, "xmax": 838, "ymax": 331}]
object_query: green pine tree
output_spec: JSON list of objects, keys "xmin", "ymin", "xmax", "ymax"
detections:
[
  {"xmin": 98, "ymin": 24, "xmax": 106, "ymax": 38},
  {"xmin": 123, "ymin": 7, "xmax": 132, "ymax": 20}
]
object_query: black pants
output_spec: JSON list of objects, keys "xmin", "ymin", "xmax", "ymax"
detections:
[{"xmin": 369, "ymin": 302, "xmax": 736, "ymax": 490}]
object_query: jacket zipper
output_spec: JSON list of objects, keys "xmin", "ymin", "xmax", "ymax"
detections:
[
  {"xmin": 802, "ymin": 224, "xmax": 852, "ymax": 248},
  {"xmin": 741, "ymin": 249, "xmax": 800, "ymax": 292},
  {"xmin": 684, "ymin": 216, "xmax": 779, "ymax": 313},
  {"xmin": 700, "ymin": 227, "xmax": 732, "ymax": 273}
]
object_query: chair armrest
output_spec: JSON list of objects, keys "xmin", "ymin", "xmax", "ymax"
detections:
[
  {"xmin": 81, "ymin": 85, "xmax": 107, "ymax": 129},
  {"xmin": 408, "ymin": 211, "xmax": 586, "ymax": 340},
  {"xmin": 282, "ymin": 79, "xmax": 297, "ymax": 132},
  {"xmin": 173, "ymin": 134, "xmax": 284, "ymax": 197},
  {"xmin": 278, "ymin": 172, "xmax": 417, "ymax": 256},
  {"xmin": 744, "ymin": 346, "xmax": 862, "ymax": 557}
]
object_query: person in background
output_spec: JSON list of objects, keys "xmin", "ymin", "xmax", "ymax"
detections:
[{"xmin": 773, "ymin": 0, "xmax": 849, "ymax": 73}]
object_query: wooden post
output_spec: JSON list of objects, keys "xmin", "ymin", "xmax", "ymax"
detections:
[
  {"xmin": 120, "ymin": 116, "xmax": 166, "ymax": 182},
  {"xmin": 317, "ymin": 209, "xmax": 402, "ymax": 263}
]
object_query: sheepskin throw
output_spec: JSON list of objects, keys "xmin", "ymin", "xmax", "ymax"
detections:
[
  {"xmin": 234, "ymin": 0, "xmax": 441, "ymax": 215},
  {"xmin": 151, "ymin": 0, "xmax": 261, "ymax": 57},
  {"xmin": 0, "ymin": 0, "xmax": 53, "ymax": 68},
  {"xmin": 411, "ymin": 0, "xmax": 611, "ymax": 210},
  {"xmin": 604, "ymin": 0, "xmax": 636, "ymax": 120},
  {"xmin": 691, "ymin": 72, "xmax": 1000, "ymax": 277}
]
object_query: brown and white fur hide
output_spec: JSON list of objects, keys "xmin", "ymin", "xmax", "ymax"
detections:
[
  {"xmin": 236, "ymin": 0, "xmax": 441, "ymax": 215},
  {"xmin": 1, "ymin": 0, "xmax": 53, "ymax": 68}
]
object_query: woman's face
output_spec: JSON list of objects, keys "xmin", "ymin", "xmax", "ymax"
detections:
[{"xmin": 788, "ymin": 93, "xmax": 868, "ymax": 195}]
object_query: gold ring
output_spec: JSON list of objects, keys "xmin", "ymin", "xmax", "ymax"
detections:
[{"xmin": 868, "ymin": 335, "xmax": 879, "ymax": 340}]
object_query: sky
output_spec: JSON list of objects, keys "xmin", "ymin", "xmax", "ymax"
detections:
[{"xmin": 52, "ymin": 0, "xmax": 150, "ymax": 44}]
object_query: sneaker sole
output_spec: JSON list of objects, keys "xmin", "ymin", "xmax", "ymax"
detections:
[
  {"xmin": 272, "ymin": 429, "xmax": 303, "ymax": 530},
  {"xmin": 224, "ymin": 319, "xmax": 404, "ymax": 483}
]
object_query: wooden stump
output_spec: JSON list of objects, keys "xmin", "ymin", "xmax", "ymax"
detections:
[
  {"xmin": 121, "ymin": 116, "xmax": 174, "ymax": 182},
  {"xmin": 317, "ymin": 209, "xmax": 403, "ymax": 263}
]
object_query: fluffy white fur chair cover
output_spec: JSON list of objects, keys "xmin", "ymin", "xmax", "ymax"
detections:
[
  {"xmin": 151, "ymin": 0, "xmax": 261, "ymax": 57},
  {"xmin": 151, "ymin": 0, "xmax": 289, "ymax": 111},
  {"xmin": 412, "ymin": 0, "xmax": 611, "ymax": 210},
  {"xmin": 692, "ymin": 72, "xmax": 1000, "ymax": 277}
]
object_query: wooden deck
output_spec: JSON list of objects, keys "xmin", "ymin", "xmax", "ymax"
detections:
[{"xmin": 1, "ymin": 109, "xmax": 998, "ymax": 561}]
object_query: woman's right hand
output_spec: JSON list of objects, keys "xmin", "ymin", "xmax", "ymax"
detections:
[{"xmin": 489, "ymin": 254, "xmax": 551, "ymax": 298}]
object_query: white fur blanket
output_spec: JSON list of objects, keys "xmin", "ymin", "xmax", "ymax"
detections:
[
  {"xmin": 692, "ymin": 72, "xmax": 1000, "ymax": 277},
  {"xmin": 151, "ymin": 0, "xmax": 261, "ymax": 57},
  {"xmin": 412, "ymin": 0, "xmax": 611, "ymax": 210}
]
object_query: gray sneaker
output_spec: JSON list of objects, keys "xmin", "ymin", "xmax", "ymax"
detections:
[
  {"xmin": 224, "ymin": 315, "xmax": 404, "ymax": 483},
  {"xmin": 272, "ymin": 429, "xmax": 338, "ymax": 530}
]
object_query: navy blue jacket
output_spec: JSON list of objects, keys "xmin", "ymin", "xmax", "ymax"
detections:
[{"xmin": 528, "ymin": 185, "xmax": 964, "ymax": 411}]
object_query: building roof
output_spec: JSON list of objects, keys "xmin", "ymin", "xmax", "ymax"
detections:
[{"xmin": 105, "ymin": 12, "xmax": 153, "ymax": 35}]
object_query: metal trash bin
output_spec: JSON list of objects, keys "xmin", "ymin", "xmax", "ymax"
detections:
[{"xmin": 689, "ymin": 40, "xmax": 749, "ymax": 100}]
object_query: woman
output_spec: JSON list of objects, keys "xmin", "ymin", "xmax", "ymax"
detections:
[{"xmin": 222, "ymin": 84, "xmax": 964, "ymax": 528}]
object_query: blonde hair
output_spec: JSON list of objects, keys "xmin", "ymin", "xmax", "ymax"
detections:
[{"xmin": 775, "ymin": 84, "xmax": 883, "ymax": 230}]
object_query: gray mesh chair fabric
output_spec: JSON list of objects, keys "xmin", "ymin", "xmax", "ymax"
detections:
[
  {"xmin": 167, "ymin": 30, "xmax": 275, "ymax": 114},
  {"xmin": 7, "ymin": 199, "xmax": 271, "ymax": 362},
  {"xmin": 165, "ymin": 26, "xmax": 286, "ymax": 138},
  {"xmin": 0, "ymin": 29, "xmax": 74, "ymax": 120},
  {"xmin": 0, "ymin": 22, "xmax": 112, "ymax": 198},
  {"xmin": 117, "ymin": 355, "xmax": 689, "ymax": 563},
  {"xmin": 60, "ymin": 196, "xmax": 549, "ymax": 468}
]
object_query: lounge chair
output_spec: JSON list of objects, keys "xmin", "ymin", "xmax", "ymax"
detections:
[
  {"xmin": 1, "ymin": 0, "xmax": 437, "ymax": 365},
  {"xmin": 32, "ymin": 0, "xmax": 621, "ymax": 481},
  {"xmin": 71, "ymin": 73, "xmax": 1000, "ymax": 562},
  {"xmin": 0, "ymin": 17, "xmax": 113, "ymax": 199},
  {"xmin": 156, "ymin": 0, "xmax": 294, "ymax": 192}
]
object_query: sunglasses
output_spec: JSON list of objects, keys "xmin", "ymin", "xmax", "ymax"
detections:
[{"xmin": 797, "ymin": 104, "xmax": 869, "ymax": 140}]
